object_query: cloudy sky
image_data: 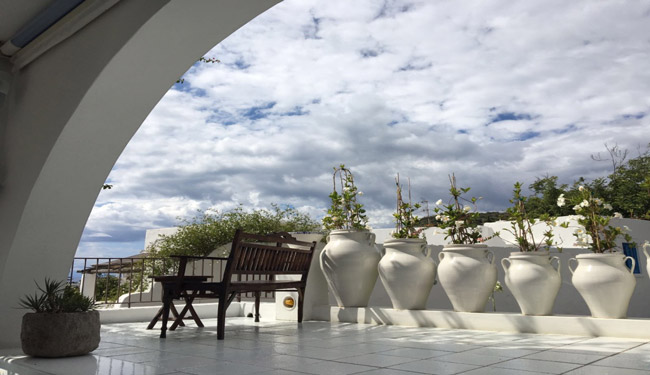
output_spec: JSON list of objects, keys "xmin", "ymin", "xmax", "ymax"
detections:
[{"xmin": 77, "ymin": 0, "xmax": 650, "ymax": 257}]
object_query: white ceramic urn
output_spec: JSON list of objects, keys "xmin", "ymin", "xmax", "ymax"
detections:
[
  {"xmin": 632, "ymin": 242, "xmax": 650, "ymax": 277},
  {"xmin": 501, "ymin": 252, "xmax": 561, "ymax": 316},
  {"xmin": 378, "ymin": 238, "xmax": 437, "ymax": 310},
  {"xmin": 320, "ymin": 229, "xmax": 381, "ymax": 307},
  {"xmin": 569, "ymin": 253, "xmax": 636, "ymax": 319},
  {"xmin": 437, "ymin": 244, "xmax": 497, "ymax": 312}
]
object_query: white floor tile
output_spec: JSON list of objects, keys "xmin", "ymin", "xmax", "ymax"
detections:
[
  {"xmin": 3, "ymin": 318, "xmax": 649, "ymax": 375},
  {"xmin": 390, "ymin": 358, "xmax": 480, "ymax": 374},
  {"xmin": 493, "ymin": 357, "xmax": 581, "ymax": 374}
]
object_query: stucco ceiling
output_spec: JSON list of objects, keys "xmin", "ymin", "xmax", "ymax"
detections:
[{"xmin": 0, "ymin": 0, "xmax": 54, "ymax": 43}]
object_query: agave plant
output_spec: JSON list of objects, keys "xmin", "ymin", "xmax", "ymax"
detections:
[{"xmin": 19, "ymin": 278, "xmax": 95, "ymax": 313}]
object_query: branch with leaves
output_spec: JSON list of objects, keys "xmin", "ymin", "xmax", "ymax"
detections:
[
  {"xmin": 502, "ymin": 182, "xmax": 558, "ymax": 252},
  {"xmin": 433, "ymin": 174, "xmax": 492, "ymax": 244},
  {"xmin": 392, "ymin": 174, "xmax": 422, "ymax": 239},
  {"xmin": 322, "ymin": 164, "xmax": 368, "ymax": 231}
]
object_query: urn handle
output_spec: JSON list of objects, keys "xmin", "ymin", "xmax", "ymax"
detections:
[
  {"xmin": 550, "ymin": 256, "xmax": 561, "ymax": 276},
  {"xmin": 438, "ymin": 251, "xmax": 445, "ymax": 262},
  {"xmin": 643, "ymin": 242, "xmax": 650, "ymax": 260},
  {"xmin": 486, "ymin": 250, "xmax": 495, "ymax": 264},
  {"xmin": 422, "ymin": 243, "xmax": 431, "ymax": 258},
  {"xmin": 568, "ymin": 258, "xmax": 578, "ymax": 275},
  {"xmin": 501, "ymin": 257, "xmax": 511, "ymax": 273},
  {"xmin": 367, "ymin": 232, "xmax": 376, "ymax": 246},
  {"xmin": 624, "ymin": 256, "xmax": 636, "ymax": 274}
]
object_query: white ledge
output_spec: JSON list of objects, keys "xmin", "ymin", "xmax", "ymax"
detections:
[{"xmin": 319, "ymin": 306, "xmax": 650, "ymax": 339}]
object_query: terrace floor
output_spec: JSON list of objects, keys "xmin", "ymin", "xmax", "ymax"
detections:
[{"xmin": 2, "ymin": 318, "xmax": 650, "ymax": 375}]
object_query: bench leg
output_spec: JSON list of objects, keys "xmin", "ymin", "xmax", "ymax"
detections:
[
  {"xmin": 217, "ymin": 292, "xmax": 227, "ymax": 340},
  {"xmin": 297, "ymin": 288, "xmax": 305, "ymax": 323},
  {"xmin": 147, "ymin": 306, "xmax": 164, "ymax": 330},
  {"xmin": 160, "ymin": 290, "xmax": 174, "ymax": 338},
  {"xmin": 254, "ymin": 291, "xmax": 261, "ymax": 323}
]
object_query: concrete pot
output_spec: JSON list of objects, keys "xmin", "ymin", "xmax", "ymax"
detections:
[
  {"xmin": 438, "ymin": 244, "xmax": 497, "ymax": 312},
  {"xmin": 320, "ymin": 230, "xmax": 381, "ymax": 307},
  {"xmin": 569, "ymin": 253, "xmax": 636, "ymax": 318},
  {"xmin": 21, "ymin": 311, "xmax": 100, "ymax": 357},
  {"xmin": 379, "ymin": 238, "xmax": 437, "ymax": 310},
  {"xmin": 502, "ymin": 252, "xmax": 561, "ymax": 316}
]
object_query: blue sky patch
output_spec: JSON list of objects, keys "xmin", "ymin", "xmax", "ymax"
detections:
[
  {"xmin": 517, "ymin": 131, "xmax": 541, "ymax": 141},
  {"xmin": 242, "ymin": 102, "xmax": 277, "ymax": 120},
  {"xmin": 282, "ymin": 106, "xmax": 308, "ymax": 117},
  {"xmin": 553, "ymin": 124, "xmax": 577, "ymax": 134},
  {"xmin": 622, "ymin": 112, "xmax": 645, "ymax": 120},
  {"xmin": 489, "ymin": 112, "xmax": 535, "ymax": 124}
]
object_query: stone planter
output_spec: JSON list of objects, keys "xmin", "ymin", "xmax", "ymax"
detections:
[
  {"xmin": 320, "ymin": 229, "xmax": 381, "ymax": 307},
  {"xmin": 378, "ymin": 238, "xmax": 437, "ymax": 310},
  {"xmin": 569, "ymin": 253, "xmax": 636, "ymax": 319},
  {"xmin": 21, "ymin": 310, "xmax": 100, "ymax": 357},
  {"xmin": 501, "ymin": 252, "xmax": 561, "ymax": 316},
  {"xmin": 437, "ymin": 244, "xmax": 497, "ymax": 312}
]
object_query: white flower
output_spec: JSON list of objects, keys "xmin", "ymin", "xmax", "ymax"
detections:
[
  {"xmin": 463, "ymin": 205, "xmax": 472, "ymax": 212},
  {"xmin": 623, "ymin": 225, "xmax": 631, "ymax": 232},
  {"xmin": 580, "ymin": 200, "xmax": 589, "ymax": 208},
  {"xmin": 357, "ymin": 191, "xmax": 363, "ymax": 196},
  {"xmin": 604, "ymin": 203, "xmax": 613, "ymax": 210},
  {"xmin": 614, "ymin": 212, "xmax": 623, "ymax": 218},
  {"xmin": 573, "ymin": 205, "xmax": 581, "ymax": 211},
  {"xmin": 435, "ymin": 215, "xmax": 441, "ymax": 220},
  {"xmin": 594, "ymin": 198, "xmax": 602, "ymax": 205},
  {"xmin": 442, "ymin": 215, "xmax": 450, "ymax": 222},
  {"xmin": 455, "ymin": 220, "xmax": 464, "ymax": 228},
  {"xmin": 435, "ymin": 199, "xmax": 443, "ymax": 206},
  {"xmin": 578, "ymin": 185, "xmax": 585, "ymax": 191},
  {"xmin": 332, "ymin": 216, "xmax": 339, "ymax": 221},
  {"xmin": 556, "ymin": 194, "xmax": 566, "ymax": 207}
]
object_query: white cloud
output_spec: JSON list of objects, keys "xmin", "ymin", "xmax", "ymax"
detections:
[{"xmin": 79, "ymin": 0, "xmax": 650, "ymax": 255}]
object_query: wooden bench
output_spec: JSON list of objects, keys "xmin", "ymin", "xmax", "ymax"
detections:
[{"xmin": 155, "ymin": 229, "xmax": 317, "ymax": 340}]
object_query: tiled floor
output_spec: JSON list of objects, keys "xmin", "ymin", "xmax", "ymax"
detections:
[{"xmin": 2, "ymin": 318, "xmax": 650, "ymax": 374}]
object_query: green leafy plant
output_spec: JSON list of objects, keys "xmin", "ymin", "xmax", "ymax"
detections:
[
  {"xmin": 19, "ymin": 279, "xmax": 95, "ymax": 313},
  {"xmin": 150, "ymin": 204, "xmax": 320, "ymax": 258},
  {"xmin": 557, "ymin": 185, "xmax": 633, "ymax": 252},
  {"xmin": 502, "ymin": 182, "xmax": 558, "ymax": 252},
  {"xmin": 392, "ymin": 174, "xmax": 422, "ymax": 239},
  {"xmin": 322, "ymin": 164, "xmax": 368, "ymax": 231},
  {"xmin": 433, "ymin": 174, "xmax": 489, "ymax": 244}
]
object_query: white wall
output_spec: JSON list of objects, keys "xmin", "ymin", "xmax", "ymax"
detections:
[{"xmin": 0, "ymin": 0, "xmax": 279, "ymax": 348}]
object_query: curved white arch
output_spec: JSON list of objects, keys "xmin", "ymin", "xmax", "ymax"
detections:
[{"xmin": 0, "ymin": 0, "xmax": 278, "ymax": 347}]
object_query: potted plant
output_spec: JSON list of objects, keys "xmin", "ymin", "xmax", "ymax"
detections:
[
  {"xmin": 499, "ymin": 182, "xmax": 561, "ymax": 316},
  {"xmin": 563, "ymin": 186, "xmax": 636, "ymax": 318},
  {"xmin": 378, "ymin": 175, "xmax": 436, "ymax": 310},
  {"xmin": 20, "ymin": 279, "xmax": 99, "ymax": 357},
  {"xmin": 434, "ymin": 174, "xmax": 497, "ymax": 312},
  {"xmin": 320, "ymin": 164, "xmax": 380, "ymax": 307}
]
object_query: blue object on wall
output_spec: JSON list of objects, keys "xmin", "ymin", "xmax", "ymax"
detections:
[{"xmin": 623, "ymin": 243, "xmax": 641, "ymax": 274}]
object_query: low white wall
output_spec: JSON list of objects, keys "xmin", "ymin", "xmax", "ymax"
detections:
[
  {"xmin": 324, "ymin": 306, "xmax": 650, "ymax": 339},
  {"xmin": 99, "ymin": 301, "xmax": 277, "ymax": 324}
]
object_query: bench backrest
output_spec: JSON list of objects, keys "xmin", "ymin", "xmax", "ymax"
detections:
[{"xmin": 223, "ymin": 230, "xmax": 317, "ymax": 284}]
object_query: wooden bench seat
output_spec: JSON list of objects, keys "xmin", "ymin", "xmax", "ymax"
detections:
[{"xmin": 155, "ymin": 229, "xmax": 317, "ymax": 340}]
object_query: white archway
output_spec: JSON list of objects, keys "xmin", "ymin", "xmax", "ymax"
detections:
[{"xmin": 0, "ymin": 0, "xmax": 278, "ymax": 347}]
